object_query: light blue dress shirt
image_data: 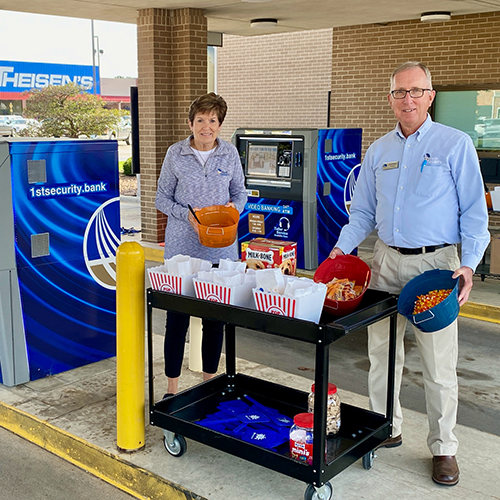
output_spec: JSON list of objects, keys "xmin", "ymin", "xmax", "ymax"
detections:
[{"xmin": 337, "ymin": 115, "xmax": 490, "ymax": 271}]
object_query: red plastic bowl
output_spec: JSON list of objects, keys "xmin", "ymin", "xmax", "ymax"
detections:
[{"xmin": 313, "ymin": 255, "xmax": 371, "ymax": 316}]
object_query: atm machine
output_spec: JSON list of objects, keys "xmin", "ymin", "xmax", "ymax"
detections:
[
  {"xmin": 233, "ymin": 128, "xmax": 362, "ymax": 269},
  {"xmin": 0, "ymin": 138, "xmax": 120, "ymax": 386}
]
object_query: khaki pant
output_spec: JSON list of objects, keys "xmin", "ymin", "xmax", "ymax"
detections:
[{"xmin": 368, "ymin": 240, "xmax": 460, "ymax": 456}]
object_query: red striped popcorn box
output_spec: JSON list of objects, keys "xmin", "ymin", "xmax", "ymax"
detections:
[
  {"xmin": 147, "ymin": 265, "xmax": 196, "ymax": 296},
  {"xmin": 252, "ymin": 289, "xmax": 296, "ymax": 317},
  {"xmin": 252, "ymin": 284, "xmax": 326, "ymax": 324},
  {"xmin": 193, "ymin": 279, "xmax": 255, "ymax": 309}
]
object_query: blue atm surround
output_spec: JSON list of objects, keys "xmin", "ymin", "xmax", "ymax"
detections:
[
  {"xmin": 0, "ymin": 139, "xmax": 119, "ymax": 386},
  {"xmin": 233, "ymin": 128, "xmax": 362, "ymax": 270}
]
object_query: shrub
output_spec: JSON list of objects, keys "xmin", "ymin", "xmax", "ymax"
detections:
[{"xmin": 123, "ymin": 157, "xmax": 133, "ymax": 176}]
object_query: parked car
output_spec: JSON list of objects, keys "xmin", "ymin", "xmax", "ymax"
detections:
[
  {"xmin": 9, "ymin": 116, "xmax": 29, "ymax": 135},
  {"xmin": 97, "ymin": 116, "xmax": 132, "ymax": 144},
  {"xmin": 0, "ymin": 116, "xmax": 14, "ymax": 137},
  {"xmin": 475, "ymin": 118, "xmax": 500, "ymax": 148}
]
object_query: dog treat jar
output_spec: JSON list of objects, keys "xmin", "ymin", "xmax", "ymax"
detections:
[
  {"xmin": 289, "ymin": 412, "xmax": 315, "ymax": 465},
  {"xmin": 308, "ymin": 383, "xmax": 341, "ymax": 435}
]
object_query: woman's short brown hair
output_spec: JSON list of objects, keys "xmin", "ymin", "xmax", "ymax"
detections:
[{"xmin": 188, "ymin": 92, "xmax": 228, "ymax": 125}]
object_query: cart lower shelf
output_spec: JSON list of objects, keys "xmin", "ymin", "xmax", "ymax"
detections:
[{"xmin": 150, "ymin": 373, "xmax": 390, "ymax": 486}]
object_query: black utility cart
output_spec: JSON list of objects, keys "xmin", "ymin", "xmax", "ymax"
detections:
[{"xmin": 147, "ymin": 288, "xmax": 398, "ymax": 500}]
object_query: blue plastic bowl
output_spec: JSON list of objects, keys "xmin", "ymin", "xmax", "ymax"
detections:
[{"xmin": 397, "ymin": 269, "xmax": 459, "ymax": 333}]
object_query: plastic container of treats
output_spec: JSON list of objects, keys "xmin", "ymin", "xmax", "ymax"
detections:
[
  {"xmin": 289, "ymin": 412, "xmax": 315, "ymax": 465},
  {"xmin": 307, "ymin": 382, "xmax": 341, "ymax": 436}
]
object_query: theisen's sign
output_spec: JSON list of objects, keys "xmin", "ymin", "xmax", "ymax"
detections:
[{"xmin": 0, "ymin": 60, "xmax": 98, "ymax": 95}]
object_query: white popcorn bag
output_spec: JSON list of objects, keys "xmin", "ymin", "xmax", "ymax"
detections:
[
  {"xmin": 218, "ymin": 258, "xmax": 247, "ymax": 273},
  {"xmin": 253, "ymin": 276, "xmax": 327, "ymax": 323},
  {"xmin": 193, "ymin": 269, "xmax": 256, "ymax": 308},
  {"xmin": 148, "ymin": 265, "xmax": 196, "ymax": 296},
  {"xmin": 147, "ymin": 255, "xmax": 212, "ymax": 296}
]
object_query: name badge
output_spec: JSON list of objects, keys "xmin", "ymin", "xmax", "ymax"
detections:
[{"xmin": 383, "ymin": 161, "xmax": 399, "ymax": 170}]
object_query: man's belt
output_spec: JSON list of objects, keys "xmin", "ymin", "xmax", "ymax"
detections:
[{"xmin": 388, "ymin": 243, "xmax": 452, "ymax": 255}]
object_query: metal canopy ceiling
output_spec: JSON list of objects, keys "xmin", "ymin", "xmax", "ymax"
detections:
[{"xmin": 3, "ymin": 0, "xmax": 500, "ymax": 35}]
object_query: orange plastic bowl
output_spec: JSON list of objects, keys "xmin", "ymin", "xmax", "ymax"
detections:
[
  {"xmin": 194, "ymin": 205, "xmax": 240, "ymax": 248},
  {"xmin": 313, "ymin": 255, "xmax": 371, "ymax": 316}
]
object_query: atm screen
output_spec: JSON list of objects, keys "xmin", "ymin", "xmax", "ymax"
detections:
[
  {"xmin": 235, "ymin": 133, "xmax": 303, "ymax": 198},
  {"xmin": 246, "ymin": 144, "xmax": 278, "ymax": 178}
]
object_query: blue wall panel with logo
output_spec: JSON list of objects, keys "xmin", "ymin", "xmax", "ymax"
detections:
[
  {"xmin": 0, "ymin": 139, "xmax": 119, "ymax": 386},
  {"xmin": 316, "ymin": 128, "xmax": 362, "ymax": 263}
]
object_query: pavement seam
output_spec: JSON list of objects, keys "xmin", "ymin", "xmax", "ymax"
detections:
[{"xmin": 0, "ymin": 401, "xmax": 205, "ymax": 500}]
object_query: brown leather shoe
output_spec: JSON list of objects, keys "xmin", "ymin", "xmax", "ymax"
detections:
[
  {"xmin": 432, "ymin": 456, "xmax": 459, "ymax": 486},
  {"xmin": 376, "ymin": 434, "xmax": 402, "ymax": 449}
]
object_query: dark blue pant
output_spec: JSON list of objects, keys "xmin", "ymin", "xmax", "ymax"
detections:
[{"xmin": 164, "ymin": 311, "xmax": 224, "ymax": 378}]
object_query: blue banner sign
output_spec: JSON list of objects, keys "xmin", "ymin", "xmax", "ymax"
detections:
[{"xmin": 0, "ymin": 60, "xmax": 99, "ymax": 94}]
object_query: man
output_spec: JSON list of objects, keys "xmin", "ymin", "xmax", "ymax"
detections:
[{"xmin": 330, "ymin": 61, "xmax": 490, "ymax": 486}]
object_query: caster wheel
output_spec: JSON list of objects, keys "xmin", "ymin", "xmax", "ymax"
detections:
[
  {"xmin": 304, "ymin": 482, "xmax": 333, "ymax": 500},
  {"xmin": 362, "ymin": 450, "xmax": 375, "ymax": 470},
  {"xmin": 163, "ymin": 432, "xmax": 187, "ymax": 457}
]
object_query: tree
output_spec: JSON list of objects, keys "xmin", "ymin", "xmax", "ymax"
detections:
[{"xmin": 22, "ymin": 82, "xmax": 121, "ymax": 138}]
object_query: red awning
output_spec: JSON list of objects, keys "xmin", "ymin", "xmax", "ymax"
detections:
[
  {"xmin": 100, "ymin": 95, "xmax": 131, "ymax": 102},
  {"xmin": 0, "ymin": 92, "xmax": 29, "ymax": 100}
]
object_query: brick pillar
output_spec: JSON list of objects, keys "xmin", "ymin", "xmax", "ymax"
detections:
[{"xmin": 137, "ymin": 8, "xmax": 207, "ymax": 243}]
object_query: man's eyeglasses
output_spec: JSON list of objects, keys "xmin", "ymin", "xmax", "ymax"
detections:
[{"xmin": 390, "ymin": 88, "xmax": 432, "ymax": 99}]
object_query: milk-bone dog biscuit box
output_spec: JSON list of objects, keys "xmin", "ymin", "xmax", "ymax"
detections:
[{"xmin": 241, "ymin": 238, "xmax": 297, "ymax": 275}]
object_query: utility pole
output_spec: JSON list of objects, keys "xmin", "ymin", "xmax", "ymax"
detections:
[{"xmin": 91, "ymin": 20, "xmax": 97, "ymax": 95}]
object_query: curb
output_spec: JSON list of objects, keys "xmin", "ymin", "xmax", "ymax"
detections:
[
  {"xmin": 0, "ymin": 402, "xmax": 204, "ymax": 500},
  {"xmin": 142, "ymin": 245, "xmax": 164, "ymax": 263},
  {"xmin": 459, "ymin": 302, "xmax": 500, "ymax": 324}
]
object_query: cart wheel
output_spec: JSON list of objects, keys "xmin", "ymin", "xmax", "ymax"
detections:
[
  {"xmin": 304, "ymin": 482, "xmax": 333, "ymax": 500},
  {"xmin": 362, "ymin": 450, "xmax": 375, "ymax": 470},
  {"xmin": 163, "ymin": 431, "xmax": 187, "ymax": 457}
]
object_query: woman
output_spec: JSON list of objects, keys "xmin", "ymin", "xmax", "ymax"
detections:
[{"xmin": 155, "ymin": 92, "xmax": 247, "ymax": 396}]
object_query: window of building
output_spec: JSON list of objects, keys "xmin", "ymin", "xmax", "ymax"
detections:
[
  {"xmin": 433, "ymin": 88, "xmax": 500, "ymax": 183},
  {"xmin": 434, "ymin": 88, "xmax": 500, "ymax": 150},
  {"xmin": 0, "ymin": 100, "xmax": 23, "ymax": 116},
  {"xmin": 208, "ymin": 45, "xmax": 217, "ymax": 93}
]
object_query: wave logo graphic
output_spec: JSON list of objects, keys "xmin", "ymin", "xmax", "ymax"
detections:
[
  {"xmin": 83, "ymin": 197, "xmax": 121, "ymax": 289},
  {"xmin": 344, "ymin": 163, "xmax": 361, "ymax": 215}
]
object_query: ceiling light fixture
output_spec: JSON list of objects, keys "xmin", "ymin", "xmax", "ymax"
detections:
[
  {"xmin": 250, "ymin": 18, "xmax": 278, "ymax": 29},
  {"xmin": 420, "ymin": 11, "xmax": 451, "ymax": 23}
]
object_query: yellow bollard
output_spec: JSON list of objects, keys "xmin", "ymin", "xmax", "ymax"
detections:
[{"xmin": 116, "ymin": 241, "xmax": 145, "ymax": 452}]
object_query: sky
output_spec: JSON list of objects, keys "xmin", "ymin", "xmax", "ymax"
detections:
[{"xmin": 0, "ymin": 10, "xmax": 138, "ymax": 78}]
